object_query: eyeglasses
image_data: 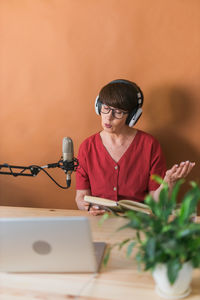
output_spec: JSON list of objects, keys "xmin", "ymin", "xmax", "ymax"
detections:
[{"xmin": 100, "ymin": 104, "xmax": 128, "ymax": 119}]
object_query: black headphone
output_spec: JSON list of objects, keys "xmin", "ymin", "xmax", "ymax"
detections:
[{"xmin": 95, "ymin": 79, "xmax": 143, "ymax": 127}]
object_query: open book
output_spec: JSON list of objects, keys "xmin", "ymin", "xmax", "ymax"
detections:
[{"xmin": 84, "ymin": 195, "xmax": 151, "ymax": 215}]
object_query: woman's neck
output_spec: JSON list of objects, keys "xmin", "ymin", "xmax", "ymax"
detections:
[
  {"xmin": 100, "ymin": 127, "xmax": 137, "ymax": 145},
  {"xmin": 99, "ymin": 128, "xmax": 138, "ymax": 163}
]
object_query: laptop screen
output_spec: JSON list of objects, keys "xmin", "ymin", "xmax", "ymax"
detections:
[{"xmin": 0, "ymin": 216, "xmax": 106, "ymax": 273}]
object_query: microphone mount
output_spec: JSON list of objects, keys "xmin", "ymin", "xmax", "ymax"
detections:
[
  {"xmin": 0, "ymin": 157, "xmax": 79, "ymax": 189},
  {"xmin": 42, "ymin": 157, "xmax": 79, "ymax": 173},
  {"xmin": 0, "ymin": 164, "xmax": 40, "ymax": 177}
]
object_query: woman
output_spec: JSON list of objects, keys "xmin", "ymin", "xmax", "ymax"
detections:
[{"xmin": 75, "ymin": 79, "xmax": 195, "ymax": 215}]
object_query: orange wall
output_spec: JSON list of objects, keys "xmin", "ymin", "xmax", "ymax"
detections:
[{"xmin": 0, "ymin": 0, "xmax": 200, "ymax": 209}]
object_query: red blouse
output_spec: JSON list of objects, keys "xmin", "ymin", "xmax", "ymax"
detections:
[{"xmin": 76, "ymin": 130, "xmax": 166, "ymax": 202}]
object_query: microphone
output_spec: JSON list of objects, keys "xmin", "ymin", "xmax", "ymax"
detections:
[
  {"xmin": 0, "ymin": 137, "xmax": 78, "ymax": 189},
  {"xmin": 62, "ymin": 137, "xmax": 74, "ymax": 187}
]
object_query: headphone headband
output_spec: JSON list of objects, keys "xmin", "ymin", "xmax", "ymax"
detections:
[{"xmin": 109, "ymin": 79, "xmax": 143, "ymax": 106}]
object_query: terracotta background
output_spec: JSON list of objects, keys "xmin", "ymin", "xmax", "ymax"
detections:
[{"xmin": 0, "ymin": 0, "xmax": 200, "ymax": 211}]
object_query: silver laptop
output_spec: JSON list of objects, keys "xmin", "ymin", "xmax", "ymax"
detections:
[{"xmin": 0, "ymin": 216, "xmax": 106, "ymax": 273}]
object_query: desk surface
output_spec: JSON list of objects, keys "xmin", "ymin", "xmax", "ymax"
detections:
[{"xmin": 0, "ymin": 206, "xmax": 200, "ymax": 300}]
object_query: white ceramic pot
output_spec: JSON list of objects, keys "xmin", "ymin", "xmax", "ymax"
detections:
[{"xmin": 152, "ymin": 261, "xmax": 193, "ymax": 299}]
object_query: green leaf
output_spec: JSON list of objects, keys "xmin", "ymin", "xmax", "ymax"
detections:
[
  {"xmin": 179, "ymin": 187, "xmax": 200, "ymax": 224},
  {"xmin": 118, "ymin": 239, "xmax": 131, "ymax": 250},
  {"xmin": 176, "ymin": 223, "xmax": 200, "ymax": 238},
  {"xmin": 191, "ymin": 255, "xmax": 200, "ymax": 267},
  {"xmin": 188, "ymin": 237, "xmax": 200, "ymax": 249},
  {"xmin": 136, "ymin": 231, "xmax": 142, "ymax": 243},
  {"xmin": 144, "ymin": 194, "xmax": 154, "ymax": 205},
  {"xmin": 118, "ymin": 219, "xmax": 141, "ymax": 231},
  {"xmin": 126, "ymin": 241, "xmax": 136, "ymax": 257},
  {"xmin": 161, "ymin": 224, "xmax": 174, "ymax": 233},
  {"xmin": 118, "ymin": 211, "xmax": 151, "ymax": 231},
  {"xmin": 161, "ymin": 239, "xmax": 179, "ymax": 257},
  {"xmin": 158, "ymin": 187, "xmax": 170, "ymax": 220},
  {"xmin": 170, "ymin": 179, "xmax": 184, "ymax": 205},
  {"xmin": 135, "ymin": 252, "xmax": 143, "ymax": 271},
  {"xmin": 190, "ymin": 181, "xmax": 198, "ymax": 188},
  {"xmin": 145, "ymin": 194, "xmax": 157, "ymax": 213},
  {"xmin": 99, "ymin": 212, "xmax": 110, "ymax": 226},
  {"xmin": 145, "ymin": 196, "xmax": 161, "ymax": 217},
  {"xmin": 103, "ymin": 243, "xmax": 119, "ymax": 265},
  {"xmin": 146, "ymin": 237, "xmax": 156, "ymax": 262},
  {"xmin": 167, "ymin": 259, "xmax": 182, "ymax": 284},
  {"xmin": 151, "ymin": 174, "xmax": 167, "ymax": 188},
  {"xmin": 103, "ymin": 247, "xmax": 112, "ymax": 266}
]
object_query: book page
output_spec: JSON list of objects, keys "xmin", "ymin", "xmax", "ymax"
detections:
[
  {"xmin": 119, "ymin": 199, "xmax": 149, "ymax": 209},
  {"xmin": 119, "ymin": 202, "xmax": 151, "ymax": 214},
  {"xmin": 84, "ymin": 195, "xmax": 118, "ymax": 207}
]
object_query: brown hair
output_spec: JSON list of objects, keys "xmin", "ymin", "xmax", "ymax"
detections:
[{"xmin": 98, "ymin": 79, "xmax": 143, "ymax": 112}]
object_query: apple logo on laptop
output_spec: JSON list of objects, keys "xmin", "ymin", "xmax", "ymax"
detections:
[{"xmin": 32, "ymin": 240, "xmax": 52, "ymax": 255}]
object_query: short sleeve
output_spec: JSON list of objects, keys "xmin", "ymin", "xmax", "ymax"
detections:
[
  {"xmin": 75, "ymin": 142, "xmax": 91, "ymax": 190},
  {"xmin": 148, "ymin": 140, "xmax": 166, "ymax": 191}
]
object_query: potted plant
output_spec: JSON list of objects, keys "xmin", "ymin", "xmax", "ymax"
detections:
[{"xmin": 102, "ymin": 177, "xmax": 200, "ymax": 299}]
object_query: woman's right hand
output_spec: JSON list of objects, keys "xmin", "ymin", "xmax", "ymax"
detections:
[{"xmin": 75, "ymin": 189, "xmax": 105, "ymax": 216}]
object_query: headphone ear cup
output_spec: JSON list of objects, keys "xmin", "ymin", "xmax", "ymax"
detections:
[
  {"xmin": 126, "ymin": 108, "xmax": 143, "ymax": 127},
  {"xmin": 95, "ymin": 95, "xmax": 101, "ymax": 115}
]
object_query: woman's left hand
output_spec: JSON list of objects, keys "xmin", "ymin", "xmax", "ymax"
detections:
[{"xmin": 164, "ymin": 161, "xmax": 195, "ymax": 186}]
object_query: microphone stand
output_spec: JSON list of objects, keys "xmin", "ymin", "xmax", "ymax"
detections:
[
  {"xmin": 0, "ymin": 164, "xmax": 40, "ymax": 177},
  {"xmin": 0, "ymin": 158, "xmax": 79, "ymax": 189}
]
